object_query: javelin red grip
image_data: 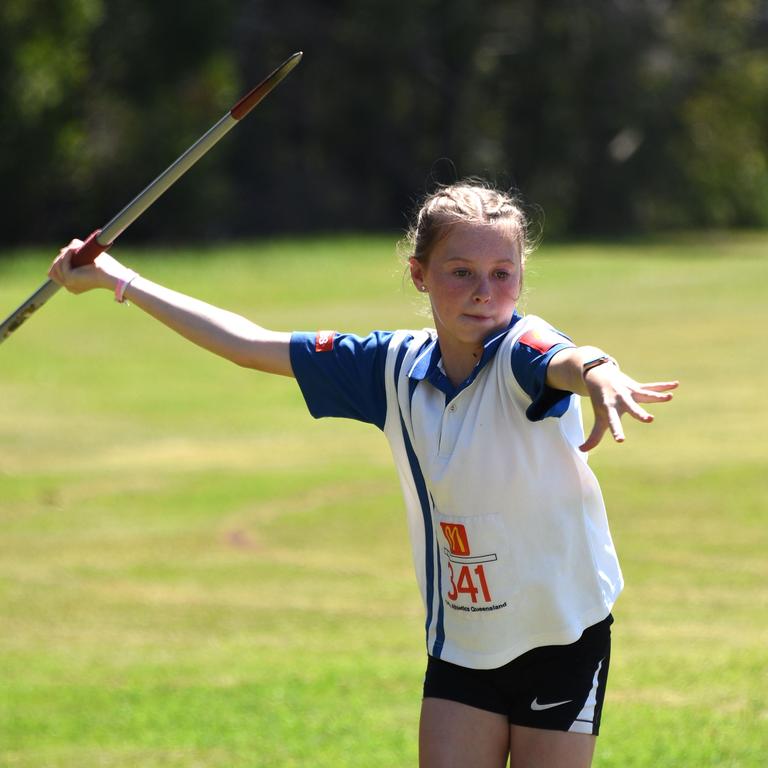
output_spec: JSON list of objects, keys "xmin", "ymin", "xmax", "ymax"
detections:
[{"xmin": 71, "ymin": 229, "xmax": 113, "ymax": 268}]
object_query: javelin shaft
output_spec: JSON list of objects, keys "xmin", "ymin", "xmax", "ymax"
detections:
[
  {"xmin": 96, "ymin": 51, "xmax": 302, "ymax": 248},
  {"xmin": 0, "ymin": 51, "xmax": 302, "ymax": 346},
  {"xmin": 101, "ymin": 113, "xmax": 236, "ymax": 246},
  {"xmin": 0, "ymin": 281, "xmax": 62, "ymax": 342}
]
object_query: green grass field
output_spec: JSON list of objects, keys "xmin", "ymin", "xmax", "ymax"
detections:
[{"xmin": 1, "ymin": 234, "xmax": 766, "ymax": 767}]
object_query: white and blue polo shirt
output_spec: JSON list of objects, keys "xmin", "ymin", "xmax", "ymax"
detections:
[{"xmin": 290, "ymin": 312, "xmax": 623, "ymax": 670}]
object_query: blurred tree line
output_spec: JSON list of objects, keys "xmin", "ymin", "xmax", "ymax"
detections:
[{"xmin": 1, "ymin": 0, "xmax": 767, "ymax": 246}]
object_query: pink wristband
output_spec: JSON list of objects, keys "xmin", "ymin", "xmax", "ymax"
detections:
[{"xmin": 115, "ymin": 273, "xmax": 138, "ymax": 304}]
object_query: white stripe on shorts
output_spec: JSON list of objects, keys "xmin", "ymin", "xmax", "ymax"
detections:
[{"xmin": 568, "ymin": 658, "xmax": 604, "ymax": 734}]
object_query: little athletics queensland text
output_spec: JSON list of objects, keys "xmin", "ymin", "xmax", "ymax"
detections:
[{"xmin": 447, "ymin": 601, "xmax": 508, "ymax": 613}]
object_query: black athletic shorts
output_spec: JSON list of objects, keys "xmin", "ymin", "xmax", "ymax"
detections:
[{"xmin": 423, "ymin": 615, "xmax": 612, "ymax": 735}]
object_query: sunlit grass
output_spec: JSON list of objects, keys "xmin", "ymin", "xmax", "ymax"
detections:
[{"xmin": 1, "ymin": 234, "xmax": 766, "ymax": 766}]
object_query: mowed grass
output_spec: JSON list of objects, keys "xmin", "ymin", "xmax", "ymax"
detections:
[{"xmin": 1, "ymin": 233, "xmax": 766, "ymax": 767}]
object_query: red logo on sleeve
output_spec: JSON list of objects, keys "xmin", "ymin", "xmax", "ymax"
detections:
[
  {"xmin": 315, "ymin": 331, "xmax": 336, "ymax": 352},
  {"xmin": 519, "ymin": 327, "xmax": 568, "ymax": 354}
]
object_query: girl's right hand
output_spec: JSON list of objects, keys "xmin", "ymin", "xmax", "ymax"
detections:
[{"xmin": 48, "ymin": 240, "xmax": 134, "ymax": 294}]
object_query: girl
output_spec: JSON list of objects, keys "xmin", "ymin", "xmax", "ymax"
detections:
[{"xmin": 49, "ymin": 182, "xmax": 678, "ymax": 768}]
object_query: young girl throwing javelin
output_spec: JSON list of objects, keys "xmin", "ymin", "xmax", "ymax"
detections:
[{"xmin": 49, "ymin": 181, "xmax": 678, "ymax": 768}]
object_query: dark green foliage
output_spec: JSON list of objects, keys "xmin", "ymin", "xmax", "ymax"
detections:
[{"xmin": 1, "ymin": 0, "xmax": 767, "ymax": 245}]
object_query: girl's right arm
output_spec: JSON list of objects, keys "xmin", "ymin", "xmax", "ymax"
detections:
[{"xmin": 48, "ymin": 240, "xmax": 293, "ymax": 376}]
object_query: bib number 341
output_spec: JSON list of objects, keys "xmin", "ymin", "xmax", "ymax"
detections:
[{"xmin": 446, "ymin": 562, "xmax": 492, "ymax": 603}]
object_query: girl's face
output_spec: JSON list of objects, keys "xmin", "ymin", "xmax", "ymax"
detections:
[{"xmin": 409, "ymin": 221, "xmax": 522, "ymax": 357}]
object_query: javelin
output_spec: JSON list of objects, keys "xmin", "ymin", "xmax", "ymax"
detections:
[{"xmin": 0, "ymin": 51, "xmax": 303, "ymax": 346}]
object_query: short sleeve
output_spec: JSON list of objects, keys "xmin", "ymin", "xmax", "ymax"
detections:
[
  {"xmin": 289, "ymin": 330, "xmax": 393, "ymax": 430},
  {"xmin": 511, "ymin": 324, "xmax": 575, "ymax": 421}
]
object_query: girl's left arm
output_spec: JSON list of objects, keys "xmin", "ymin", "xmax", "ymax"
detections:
[
  {"xmin": 547, "ymin": 346, "xmax": 679, "ymax": 452},
  {"xmin": 48, "ymin": 240, "xmax": 292, "ymax": 375}
]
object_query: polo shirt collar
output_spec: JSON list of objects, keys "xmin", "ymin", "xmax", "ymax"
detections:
[{"xmin": 407, "ymin": 311, "xmax": 522, "ymax": 398}]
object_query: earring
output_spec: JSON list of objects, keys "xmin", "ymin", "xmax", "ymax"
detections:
[{"xmin": 421, "ymin": 286, "xmax": 428, "ymax": 292}]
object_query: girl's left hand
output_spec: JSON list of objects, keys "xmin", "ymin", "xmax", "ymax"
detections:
[
  {"xmin": 48, "ymin": 239, "xmax": 133, "ymax": 294},
  {"xmin": 580, "ymin": 365, "xmax": 679, "ymax": 452}
]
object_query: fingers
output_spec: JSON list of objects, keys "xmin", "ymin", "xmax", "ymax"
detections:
[
  {"xmin": 580, "ymin": 394, "xmax": 656, "ymax": 452},
  {"xmin": 632, "ymin": 390, "xmax": 674, "ymax": 403},
  {"xmin": 48, "ymin": 239, "xmax": 105, "ymax": 294},
  {"xmin": 579, "ymin": 420, "xmax": 607, "ymax": 452},
  {"xmin": 641, "ymin": 381, "xmax": 680, "ymax": 391},
  {"xmin": 607, "ymin": 408, "xmax": 626, "ymax": 442},
  {"xmin": 580, "ymin": 376, "xmax": 679, "ymax": 452},
  {"xmin": 630, "ymin": 381, "xmax": 680, "ymax": 404},
  {"xmin": 48, "ymin": 239, "xmax": 83, "ymax": 284},
  {"xmin": 58, "ymin": 239, "xmax": 84, "ymax": 263},
  {"xmin": 623, "ymin": 398, "xmax": 653, "ymax": 423},
  {"xmin": 579, "ymin": 407, "xmax": 627, "ymax": 452}
]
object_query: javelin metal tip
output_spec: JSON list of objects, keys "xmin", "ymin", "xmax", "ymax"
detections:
[{"xmin": 230, "ymin": 51, "xmax": 304, "ymax": 121}]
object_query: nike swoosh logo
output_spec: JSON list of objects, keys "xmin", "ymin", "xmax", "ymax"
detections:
[{"xmin": 530, "ymin": 697, "xmax": 573, "ymax": 711}]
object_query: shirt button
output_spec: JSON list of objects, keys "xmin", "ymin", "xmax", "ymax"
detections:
[{"xmin": 449, "ymin": 404, "xmax": 456, "ymax": 412}]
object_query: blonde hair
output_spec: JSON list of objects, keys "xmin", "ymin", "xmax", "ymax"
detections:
[{"xmin": 405, "ymin": 181, "xmax": 533, "ymax": 266}]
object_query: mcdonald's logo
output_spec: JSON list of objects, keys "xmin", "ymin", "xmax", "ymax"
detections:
[
  {"xmin": 315, "ymin": 330, "xmax": 336, "ymax": 352},
  {"xmin": 440, "ymin": 522, "xmax": 470, "ymax": 556}
]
